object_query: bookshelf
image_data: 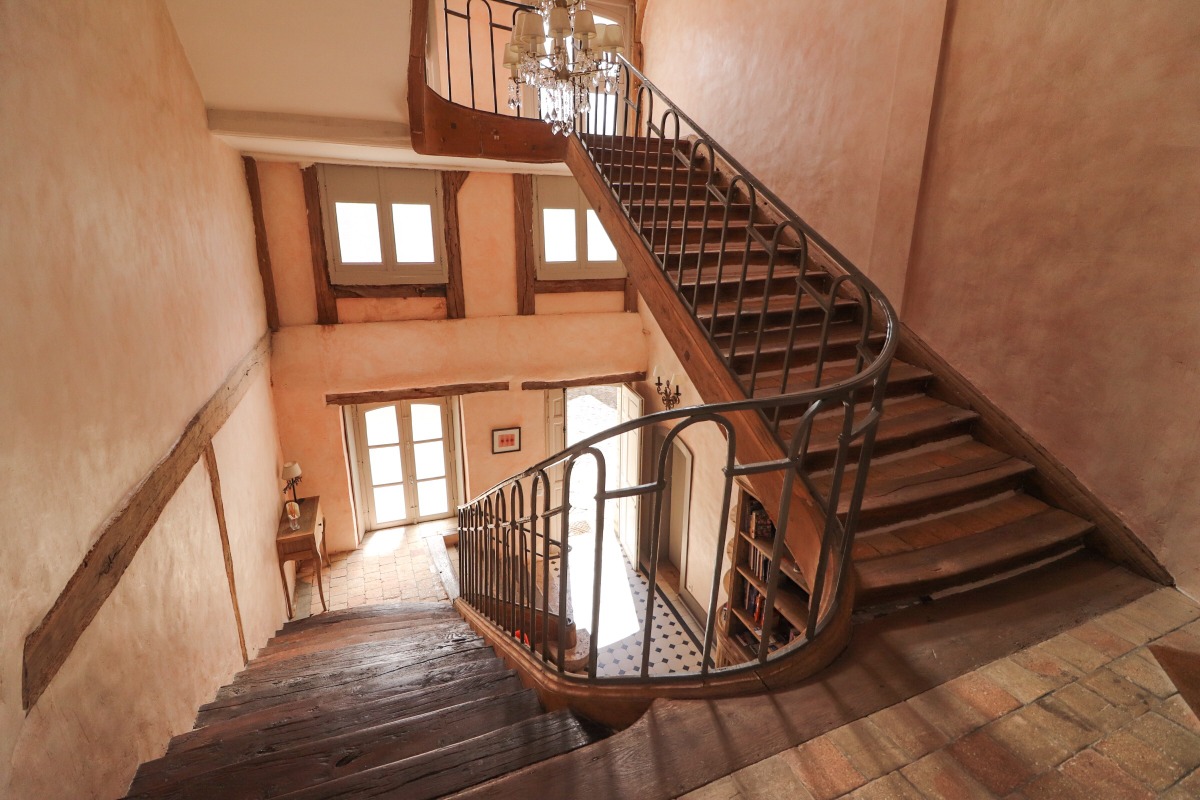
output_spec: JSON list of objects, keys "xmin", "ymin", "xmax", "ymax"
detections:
[{"xmin": 715, "ymin": 489, "xmax": 811, "ymax": 667}]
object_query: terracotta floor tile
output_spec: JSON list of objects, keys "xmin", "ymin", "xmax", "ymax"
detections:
[
  {"xmin": 1038, "ymin": 631, "xmax": 1112, "ymax": 674},
  {"xmin": 1058, "ymin": 749, "xmax": 1154, "ymax": 800},
  {"xmin": 781, "ymin": 736, "xmax": 866, "ymax": 800},
  {"xmin": 944, "ymin": 670, "xmax": 1023, "ymax": 721},
  {"xmin": 1095, "ymin": 728, "xmax": 1190, "ymax": 791},
  {"xmin": 868, "ymin": 702, "xmax": 952, "ymax": 759},
  {"xmin": 724, "ymin": 754, "xmax": 815, "ymax": 800},
  {"xmin": 907, "ymin": 684, "xmax": 992, "ymax": 740},
  {"xmin": 900, "ymin": 750, "xmax": 993, "ymax": 800},
  {"xmin": 1108, "ymin": 649, "xmax": 1179, "ymax": 699},
  {"xmin": 825, "ymin": 718, "xmax": 910, "ymax": 781},
  {"xmin": 1125, "ymin": 712, "xmax": 1200, "ymax": 774},
  {"xmin": 980, "ymin": 658, "xmax": 1060, "ymax": 704},
  {"xmin": 1155, "ymin": 693, "xmax": 1200, "ymax": 736},
  {"xmin": 846, "ymin": 772, "xmax": 924, "ymax": 800},
  {"xmin": 1019, "ymin": 770, "xmax": 1089, "ymax": 800},
  {"xmin": 946, "ymin": 728, "xmax": 1033, "ymax": 795},
  {"xmin": 986, "ymin": 707, "xmax": 1080, "ymax": 772}
]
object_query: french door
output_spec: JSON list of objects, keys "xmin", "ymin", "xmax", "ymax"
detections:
[{"xmin": 352, "ymin": 399, "xmax": 457, "ymax": 531}]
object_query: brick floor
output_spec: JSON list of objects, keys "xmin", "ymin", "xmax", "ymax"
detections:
[
  {"xmin": 292, "ymin": 520, "xmax": 451, "ymax": 618},
  {"xmin": 678, "ymin": 588, "xmax": 1200, "ymax": 799}
]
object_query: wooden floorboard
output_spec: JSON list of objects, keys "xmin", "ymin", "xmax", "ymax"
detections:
[{"xmin": 448, "ymin": 552, "xmax": 1155, "ymax": 800}]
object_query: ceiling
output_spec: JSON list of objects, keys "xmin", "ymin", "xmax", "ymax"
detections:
[{"xmin": 165, "ymin": 0, "xmax": 566, "ymax": 173}]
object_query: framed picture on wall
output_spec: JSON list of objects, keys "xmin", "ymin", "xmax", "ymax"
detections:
[{"xmin": 492, "ymin": 427, "xmax": 521, "ymax": 454}]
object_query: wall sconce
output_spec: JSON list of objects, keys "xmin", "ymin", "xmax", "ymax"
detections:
[
  {"xmin": 655, "ymin": 376, "xmax": 682, "ymax": 410},
  {"xmin": 281, "ymin": 461, "xmax": 303, "ymax": 503}
]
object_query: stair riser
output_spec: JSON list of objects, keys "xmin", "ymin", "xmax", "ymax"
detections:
[
  {"xmin": 852, "ymin": 473, "xmax": 1030, "ymax": 530},
  {"xmin": 675, "ymin": 274, "xmax": 828, "ymax": 305},
  {"xmin": 700, "ymin": 303, "xmax": 857, "ymax": 337},
  {"xmin": 796, "ymin": 416, "xmax": 976, "ymax": 472},
  {"xmin": 856, "ymin": 537, "xmax": 1087, "ymax": 607},
  {"xmin": 728, "ymin": 337, "xmax": 875, "ymax": 373}
]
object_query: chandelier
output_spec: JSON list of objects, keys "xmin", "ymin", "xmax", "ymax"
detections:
[{"xmin": 503, "ymin": 2, "xmax": 624, "ymax": 136}]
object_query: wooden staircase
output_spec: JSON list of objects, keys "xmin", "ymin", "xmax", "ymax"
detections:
[
  {"xmin": 123, "ymin": 602, "xmax": 603, "ymax": 800},
  {"xmin": 586, "ymin": 135, "xmax": 1095, "ymax": 610}
]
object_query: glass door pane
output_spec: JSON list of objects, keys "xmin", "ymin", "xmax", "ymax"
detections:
[
  {"xmin": 362, "ymin": 405, "xmax": 409, "ymax": 527},
  {"xmin": 409, "ymin": 402, "xmax": 451, "ymax": 518}
]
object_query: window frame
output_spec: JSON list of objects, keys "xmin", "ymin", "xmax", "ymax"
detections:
[
  {"xmin": 532, "ymin": 175, "xmax": 626, "ymax": 281},
  {"xmin": 318, "ymin": 163, "xmax": 448, "ymax": 286}
]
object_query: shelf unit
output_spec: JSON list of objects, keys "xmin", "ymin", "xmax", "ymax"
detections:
[{"xmin": 715, "ymin": 490, "xmax": 811, "ymax": 667}]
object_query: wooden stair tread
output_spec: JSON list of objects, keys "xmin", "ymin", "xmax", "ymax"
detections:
[
  {"xmin": 855, "ymin": 508, "xmax": 1093, "ymax": 605},
  {"xmin": 237, "ymin": 627, "xmax": 479, "ymax": 682},
  {"xmin": 751, "ymin": 359, "xmax": 932, "ymax": 396},
  {"xmin": 275, "ymin": 602, "xmax": 456, "ymax": 636},
  {"xmin": 673, "ymin": 263, "xmax": 817, "ymax": 286},
  {"xmin": 853, "ymin": 492, "xmax": 1050, "ymax": 560},
  {"xmin": 128, "ymin": 691, "xmax": 545, "ymax": 799},
  {"xmin": 720, "ymin": 322, "xmax": 883, "ymax": 361},
  {"xmin": 799, "ymin": 397, "xmax": 979, "ymax": 462},
  {"xmin": 698, "ymin": 294, "xmax": 857, "ymax": 323},
  {"xmin": 169, "ymin": 662, "xmax": 515, "ymax": 757},
  {"xmin": 194, "ymin": 643, "xmax": 495, "ymax": 725},
  {"xmin": 270, "ymin": 710, "xmax": 595, "ymax": 800},
  {"xmin": 257, "ymin": 617, "xmax": 474, "ymax": 660},
  {"xmin": 834, "ymin": 444, "xmax": 1036, "ymax": 527}
]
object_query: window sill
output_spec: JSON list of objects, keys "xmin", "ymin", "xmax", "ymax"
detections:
[{"xmin": 331, "ymin": 284, "xmax": 448, "ymax": 299}]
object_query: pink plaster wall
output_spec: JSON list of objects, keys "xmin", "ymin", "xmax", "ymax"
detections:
[
  {"xmin": 459, "ymin": 172, "xmax": 519, "ymax": 318},
  {"xmin": 535, "ymin": 291, "xmax": 626, "ymax": 315},
  {"xmin": 0, "ymin": 2, "xmax": 283, "ymax": 796},
  {"xmin": 903, "ymin": 1, "xmax": 1200, "ymax": 593},
  {"xmin": 641, "ymin": 0, "xmax": 946, "ymax": 302},
  {"xmin": 338, "ymin": 296, "xmax": 447, "ymax": 322},
  {"xmin": 271, "ymin": 314, "xmax": 647, "ymax": 552},
  {"xmin": 461, "ymin": 389, "xmax": 549, "ymax": 497},
  {"xmin": 257, "ymin": 161, "xmax": 319, "ymax": 326}
]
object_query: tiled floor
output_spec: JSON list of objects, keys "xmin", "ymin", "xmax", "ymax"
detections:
[
  {"xmin": 681, "ymin": 587, "xmax": 1200, "ymax": 799},
  {"xmin": 292, "ymin": 520, "xmax": 452, "ymax": 620}
]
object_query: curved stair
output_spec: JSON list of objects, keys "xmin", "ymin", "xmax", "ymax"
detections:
[
  {"xmin": 123, "ymin": 602, "xmax": 603, "ymax": 800},
  {"xmin": 583, "ymin": 133, "xmax": 1096, "ymax": 611}
]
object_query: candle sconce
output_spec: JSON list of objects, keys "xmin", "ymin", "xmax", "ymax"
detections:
[{"xmin": 655, "ymin": 376, "xmax": 682, "ymax": 411}]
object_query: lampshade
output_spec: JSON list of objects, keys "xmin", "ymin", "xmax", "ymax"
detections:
[
  {"xmin": 518, "ymin": 10, "xmax": 544, "ymax": 43},
  {"xmin": 601, "ymin": 24, "xmax": 624, "ymax": 53},
  {"xmin": 573, "ymin": 10, "xmax": 596, "ymax": 40},
  {"xmin": 281, "ymin": 462, "xmax": 302, "ymax": 482},
  {"xmin": 548, "ymin": 7, "xmax": 571, "ymax": 38},
  {"xmin": 502, "ymin": 42, "xmax": 522, "ymax": 67}
]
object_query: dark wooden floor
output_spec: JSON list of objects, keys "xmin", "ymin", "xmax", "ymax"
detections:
[{"xmin": 452, "ymin": 551, "xmax": 1157, "ymax": 799}]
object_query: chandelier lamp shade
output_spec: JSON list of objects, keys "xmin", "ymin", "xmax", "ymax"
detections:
[{"xmin": 504, "ymin": 1, "xmax": 624, "ymax": 136}]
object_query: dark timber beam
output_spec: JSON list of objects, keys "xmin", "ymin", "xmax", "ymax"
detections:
[
  {"xmin": 22, "ymin": 334, "xmax": 270, "ymax": 710},
  {"xmin": 242, "ymin": 157, "xmax": 280, "ymax": 332},
  {"xmin": 521, "ymin": 372, "xmax": 647, "ymax": 391},
  {"xmin": 442, "ymin": 171, "xmax": 470, "ymax": 319},
  {"xmin": 514, "ymin": 175, "xmax": 536, "ymax": 316},
  {"xmin": 300, "ymin": 165, "xmax": 339, "ymax": 325},
  {"xmin": 325, "ymin": 382, "xmax": 510, "ymax": 406},
  {"xmin": 203, "ymin": 443, "xmax": 249, "ymax": 665}
]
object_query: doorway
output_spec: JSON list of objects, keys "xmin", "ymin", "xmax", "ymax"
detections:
[
  {"xmin": 348, "ymin": 398, "xmax": 457, "ymax": 532},
  {"xmin": 642, "ymin": 432, "xmax": 700, "ymax": 620}
]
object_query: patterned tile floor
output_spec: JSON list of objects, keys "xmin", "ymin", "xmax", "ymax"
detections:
[{"xmin": 554, "ymin": 527, "xmax": 703, "ymax": 677}]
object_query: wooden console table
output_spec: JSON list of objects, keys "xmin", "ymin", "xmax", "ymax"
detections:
[{"xmin": 277, "ymin": 495, "xmax": 328, "ymax": 619}]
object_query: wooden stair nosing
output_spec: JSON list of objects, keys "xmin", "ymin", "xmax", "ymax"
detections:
[
  {"xmin": 266, "ymin": 611, "xmax": 467, "ymax": 648},
  {"xmin": 795, "ymin": 402, "xmax": 980, "ymax": 465},
  {"xmin": 848, "ymin": 454, "xmax": 1036, "ymax": 527},
  {"xmin": 256, "ymin": 617, "xmax": 475, "ymax": 661},
  {"xmin": 237, "ymin": 629, "xmax": 480, "ymax": 683},
  {"xmin": 276, "ymin": 603, "xmax": 456, "ymax": 635},
  {"xmin": 750, "ymin": 359, "xmax": 932, "ymax": 397},
  {"xmin": 195, "ymin": 644, "xmax": 495, "ymax": 724},
  {"xmin": 177, "ymin": 659, "xmax": 513, "ymax": 754},
  {"xmin": 855, "ymin": 508, "xmax": 1094, "ymax": 605},
  {"xmin": 127, "ymin": 690, "xmax": 545, "ymax": 800},
  {"xmin": 214, "ymin": 637, "xmax": 488, "ymax": 700},
  {"xmin": 270, "ymin": 710, "xmax": 594, "ymax": 800}
]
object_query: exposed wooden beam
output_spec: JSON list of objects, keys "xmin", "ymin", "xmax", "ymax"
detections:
[
  {"xmin": 202, "ymin": 443, "xmax": 249, "ymax": 665},
  {"xmin": 325, "ymin": 382, "xmax": 510, "ymax": 406},
  {"xmin": 209, "ymin": 109, "xmax": 412, "ymax": 149},
  {"xmin": 533, "ymin": 278, "xmax": 628, "ymax": 294},
  {"xmin": 514, "ymin": 175, "xmax": 536, "ymax": 315},
  {"xmin": 300, "ymin": 166, "xmax": 339, "ymax": 325},
  {"xmin": 442, "ymin": 171, "xmax": 470, "ymax": 319},
  {"xmin": 521, "ymin": 372, "xmax": 647, "ymax": 391},
  {"xmin": 624, "ymin": 279, "xmax": 639, "ymax": 312},
  {"xmin": 242, "ymin": 157, "xmax": 280, "ymax": 332},
  {"xmin": 330, "ymin": 284, "xmax": 448, "ymax": 300},
  {"xmin": 22, "ymin": 334, "xmax": 270, "ymax": 710}
]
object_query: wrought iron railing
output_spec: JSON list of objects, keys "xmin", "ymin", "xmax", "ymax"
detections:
[
  {"xmin": 433, "ymin": 0, "xmax": 539, "ymax": 118},
  {"xmin": 435, "ymin": 3, "xmax": 899, "ymax": 684}
]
